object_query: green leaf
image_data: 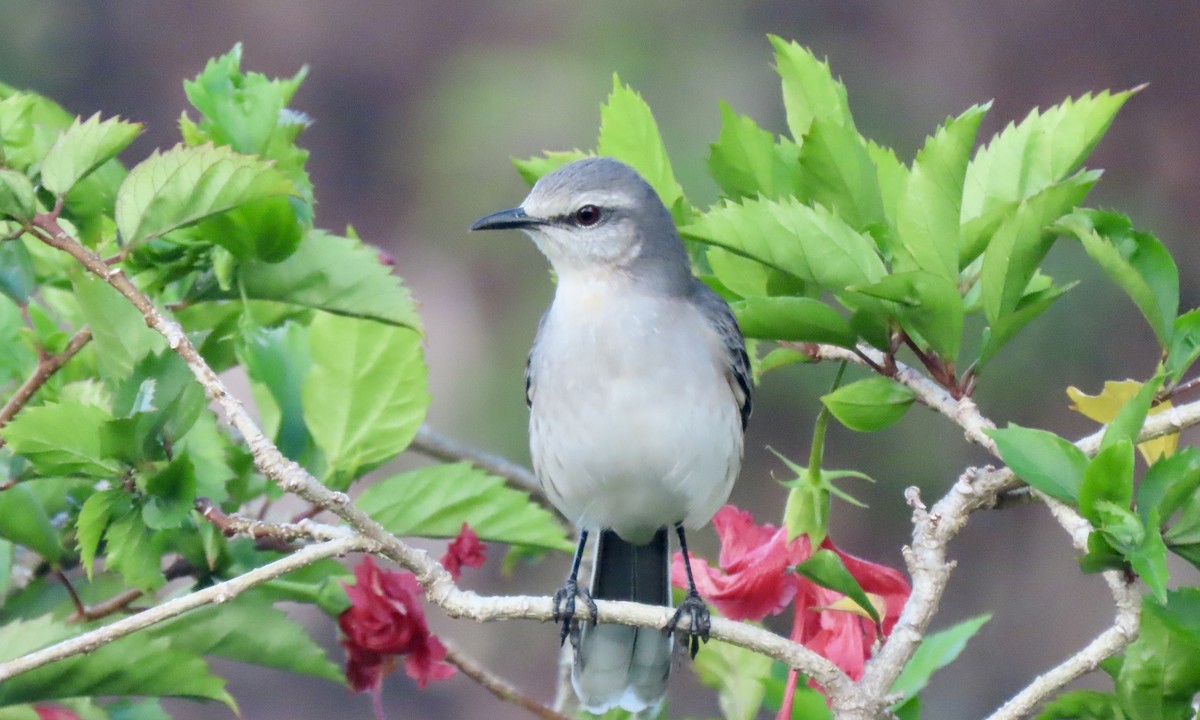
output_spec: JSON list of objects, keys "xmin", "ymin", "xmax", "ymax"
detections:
[
  {"xmin": 192, "ymin": 230, "xmax": 422, "ymax": 330},
  {"xmin": 302, "ymin": 312, "xmax": 428, "ymax": 486},
  {"xmin": 40, "ymin": 113, "xmax": 142, "ymax": 197},
  {"xmin": 1138, "ymin": 447, "xmax": 1200, "ymax": 528},
  {"xmin": 1117, "ymin": 590, "xmax": 1200, "ymax": 720},
  {"xmin": 512, "ymin": 150, "xmax": 591, "ymax": 185},
  {"xmin": 889, "ymin": 614, "xmax": 991, "ymax": 705},
  {"xmin": 978, "ymin": 280, "xmax": 1076, "ymax": 367},
  {"xmin": 239, "ymin": 321, "xmax": 314, "ymax": 463},
  {"xmin": 0, "ymin": 614, "xmax": 234, "ymax": 708},
  {"xmin": 0, "ymin": 485, "xmax": 64, "ymax": 561},
  {"xmin": 1036, "ymin": 690, "xmax": 1127, "ymax": 719},
  {"xmin": 851, "ymin": 271, "xmax": 964, "ymax": 360},
  {"xmin": 596, "ymin": 75, "xmax": 686, "ymax": 219},
  {"xmin": 820, "ymin": 376, "xmax": 915, "ymax": 432},
  {"xmin": 731, "ymin": 296, "xmax": 856, "ymax": 346},
  {"xmin": 691, "ymin": 638, "xmax": 772, "ymax": 720},
  {"xmin": 0, "ymin": 168, "xmax": 37, "ymax": 221},
  {"xmin": 141, "ymin": 455, "xmax": 198, "ymax": 530},
  {"xmin": 151, "ymin": 591, "xmax": 342, "ymax": 682},
  {"xmin": 357, "ymin": 462, "xmax": 572, "ymax": 551},
  {"xmin": 76, "ymin": 489, "xmax": 125, "ymax": 579},
  {"xmin": 1130, "ymin": 508, "xmax": 1170, "ymax": 603},
  {"xmin": 0, "ymin": 240, "xmax": 37, "ymax": 304},
  {"xmin": 770, "ymin": 35, "xmax": 855, "ymax": 138},
  {"xmin": 115, "ymin": 142, "xmax": 295, "ymax": 246},
  {"xmin": 867, "ymin": 140, "xmax": 908, "ymax": 229},
  {"xmin": 707, "ymin": 101, "xmax": 802, "ymax": 200},
  {"xmin": 986, "ymin": 424, "xmax": 1089, "ymax": 502},
  {"xmin": 761, "ymin": 661, "xmax": 834, "ymax": 720},
  {"xmin": 979, "ymin": 172, "xmax": 1098, "ymax": 325},
  {"xmin": 683, "ymin": 196, "xmax": 886, "ymax": 292},
  {"xmin": 1078, "ymin": 441, "xmax": 1135, "ymax": 526},
  {"xmin": 1100, "ymin": 374, "xmax": 1163, "ymax": 453},
  {"xmin": 795, "ymin": 548, "xmax": 879, "ymax": 625},
  {"xmin": 104, "ymin": 699, "xmax": 172, "ymax": 720},
  {"xmin": 1, "ymin": 402, "xmax": 119, "ymax": 477},
  {"xmin": 1056, "ymin": 210, "xmax": 1178, "ymax": 345},
  {"xmin": 105, "ymin": 506, "xmax": 165, "ymax": 591},
  {"xmin": 962, "ymin": 89, "xmax": 1134, "ymax": 243},
  {"xmin": 105, "ymin": 350, "xmax": 207, "ymax": 465},
  {"xmin": 194, "ymin": 194, "xmax": 304, "ymax": 261},
  {"xmin": 794, "ymin": 116, "xmax": 884, "ymax": 231},
  {"xmin": 72, "ymin": 273, "xmax": 167, "ymax": 381},
  {"xmin": 1166, "ymin": 309, "xmax": 1200, "ymax": 383},
  {"xmin": 896, "ymin": 104, "xmax": 989, "ymax": 280}
]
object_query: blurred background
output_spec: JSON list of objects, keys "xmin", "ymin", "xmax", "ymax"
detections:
[{"xmin": 3, "ymin": 0, "xmax": 1200, "ymax": 717}]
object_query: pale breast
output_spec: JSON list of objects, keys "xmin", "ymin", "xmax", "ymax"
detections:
[{"xmin": 527, "ymin": 277, "xmax": 743, "ymax": 542}]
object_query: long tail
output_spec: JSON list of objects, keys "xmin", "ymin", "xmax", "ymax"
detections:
[{"xmin": 572, "ymin": 527, "xmax": 673, "ymax": 714}]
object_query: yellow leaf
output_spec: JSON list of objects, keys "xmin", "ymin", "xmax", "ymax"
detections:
[
  {"xmin": 822, "ymin": 591, "xmax": 887, "ymax": 621},
  {"xmin": 1066, "ymin": 379, "xmax": 1177, "ymax": 462}
]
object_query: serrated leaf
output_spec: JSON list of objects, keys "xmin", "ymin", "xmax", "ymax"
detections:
[
  {"xmin": 104, "ymin": 507, "xmax": 165, "ymax": 591},
  {"xmin": 890, "ymin": 614, "xmax": 991, "ymax": 705},
  {"xmin": 0, "ymin": 485, "xmax": 64, "ymax": 561},
  {"xmin": 302, "ymin": 312, "xmax": 428, "ymax": 486},
  {"xmin": 867, "ymin": 140, "xmax": 908, "ymax": 229},
  {"xmin": 195, "ymin": 194, "xmax": 304, "ymax": 261},
  {"xmin": 770, "ymin": 35, "xmax": 855, "ymax": 138},
  {"xmin": 692, "ymin": 638, "xmax": 772, "ymax": 720},
  {"xmin": 0, "ymin": 614, "xmax": 234, "ymax": 708},
  {"xmin": 851, "ymin": 271, "xmax": 964, "ymax": 360},
  {"xmin": 115, "ymin": 142, "xmax": 295, "ymax": 246},
  {"xmin": 896, "ymin": 104, "xmax": 989, "ymax": 280},
  {"xmin": 820, "ymin": 376, "xmax": 915, "ymax": 432},
  {"xmin": 76, "ymin": 489, "xmax": 126, "ymax": 579},
  {"xmin": 732, "ymin": 296, "xmax": 855, "ymax": 346},
  {"xmin": 596, "ymin": 75, "xmax": 687, "ymax": 219},
  {"xmin": 1067, "ymin": 379, "xmax": 1175, "ymax": 463},
  {"xmin": 707, "ymin": 101, "xmax": 802, "ymax": 200},
  {"xmin": 978, "ymin": 280, "xmax": 1076, "ymax": 367},
  {"xmin": 72, "ymin": 273, "xmax": 167, "ymax": 381},
  {"xmin": 795, "ymin": 116, "xmax": 884, "ymax": 231},
  {"xmin": 0, "ymin": 168, "xmax": 37, "ymax": 220},
  {"xmin": 1, "ymin": 402, "xmax": 119, "ymax": 477},
  {"xmin": 239, "ymin": 321, "xmax": 313, "ymax": 463},
  {"xmin": 357, "ymin": 462, "xmax": 572, "ymax": 551},
  {"xmin": 683, "ymin": 196, "xmax": 885, "ymax": 292},
  {"xmin": 512, "ymin": 150, "xmax": 591, "ymax": 185},
  {"xmin": 191, "ymin": 230, "xmax": 422, "ymax": 330},
  {"xmin": 796, "ymin": 549, "xmax": 880, "ymax": 625},
  {"xmin": 962, "ymin": 89, "xmax": 1134, "ymax": 235},
  {"xmin": 979, "ymin": 172, "xmax": 1097, "ymax": 325},
  {"xmin": 141, "ymin": 455, "xmax": 198, "ymax": 530},
  {"xmin": 1056, "ymin": 210, "xmax": 1178, "ymax": 345},
  {"xmin": 40, "ymin": 113, "xmax": 142, "ymax": 196},
  {"xmin": 986, "ymin": 424, "xmax": 1089, "ymax": 502},
  {"xmin": 151, "ymin": 591, "xmax": 342, "ymax": 682}
]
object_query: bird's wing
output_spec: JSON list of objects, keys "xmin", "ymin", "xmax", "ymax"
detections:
[{"xmin": 691, "ymin": 284, "xmax": 752, "ymax": 430}]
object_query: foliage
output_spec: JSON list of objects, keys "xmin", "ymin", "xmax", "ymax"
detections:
[{"xmin": 2, "ymin": 35, "xmax": 1199, "ymax": 720}]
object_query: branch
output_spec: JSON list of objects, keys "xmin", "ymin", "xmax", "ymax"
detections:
[
  {"xmin": 411, "ymin": 424, "xmax": 541, "ymax": 496},
  {"xmin": 0, "ymin": 326, "xmax": 92, "ymax": 447},
  {"xmin": 0, "ymin": 534, "xmax": 371, "ymax": 681},
  {"xmin": 26, "ymin": 214, "xmax": 858, "ymax": 700},
  {"xmin": 443, "ymin": 640, "xmax": 570, "ymax": 720}
]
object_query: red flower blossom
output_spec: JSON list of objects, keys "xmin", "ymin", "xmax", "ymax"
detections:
[
  {"xmin": 34, "ymin": 707, "xmax": 82, "ymax": 720},
  {"xmin": 339, "ymin": 556, "xmax": 455, "ymax": 696},
  {"xmin": 440, "ymin": 523, "xmax": 487, "ymax": 580},
  {"xmin": 672, "ymin": 505, "xmax": 810, "ymax": 621}
]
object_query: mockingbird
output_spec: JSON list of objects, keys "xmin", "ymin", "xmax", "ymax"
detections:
[{"xmin": 472, "ymin": 157, "xmax": 750, "ymax": 714}]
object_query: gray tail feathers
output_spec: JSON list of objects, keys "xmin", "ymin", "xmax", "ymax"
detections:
[{"xmin": 572, "ymin": 527, "xmax": 673, "ymax": 714}]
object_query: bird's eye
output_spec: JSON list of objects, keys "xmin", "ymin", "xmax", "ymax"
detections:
[{"xmin": 573, "ymin": 204, "xmax": 602, "ymax": 227}]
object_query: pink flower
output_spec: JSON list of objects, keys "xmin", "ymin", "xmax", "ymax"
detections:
[
  {"xmin": 672, "ymin": 505, "xmax": 811, "ymax": 621},
  {"xmin": 439, "ymin": 523, "xmax": 487, "ymax": 580},
  {"xmin": 34, "ymin": 707, "xmax": 83, "ymax": 720},
  {"xmin": 338, "ymin": 557, "xmax": 455, "ymax": 695}
]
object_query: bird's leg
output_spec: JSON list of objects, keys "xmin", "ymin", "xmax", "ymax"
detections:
[
  {"xmin": 667, "ymin": 523, "xmax": 711, "ymax": 658},
  {"xmin": 552, "ymin": 529, "xmax": 597, "ymax": 646}
]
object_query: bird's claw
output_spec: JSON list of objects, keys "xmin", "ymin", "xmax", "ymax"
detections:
[
  {"xmin": 552, "ymin": 579, "xmax": 597, "ymax": 646},
  {"xmin": 666, "ymin": 590, "xmax": 711, "ymax": 659}
]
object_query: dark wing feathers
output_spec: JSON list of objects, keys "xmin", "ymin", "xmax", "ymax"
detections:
[{"xmin": 692, "ymin": 284, "xmax": 752, "ymax": 431}]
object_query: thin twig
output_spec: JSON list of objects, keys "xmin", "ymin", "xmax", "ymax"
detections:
[
  {"xmin": 411, "ymin": 425, "xmax": 542, "ymax": 497},
  {"xmin": 0, "ymin": 534, "xmax": 371, "ymax": 681},
  {"xmin": 0, "ymin": 326, "xmax": 92, "ymax": 446},
  {"xmin": 443, "ymin": 640, "xmax": 570, "ymax": 720}
]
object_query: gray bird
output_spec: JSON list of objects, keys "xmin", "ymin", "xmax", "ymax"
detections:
[{"xmin": 471, "ymin": 157, "xmax": 751, "ymax": 714}]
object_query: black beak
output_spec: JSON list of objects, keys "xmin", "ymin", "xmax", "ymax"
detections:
[{"xmin": 470, "ymin": 207, "xmax": 540, "ymax": 231}]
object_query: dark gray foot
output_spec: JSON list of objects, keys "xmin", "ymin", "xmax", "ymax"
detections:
[
  {"xmin": 667, "ymin": 589, "xmax": 711, "ymax": 659},
  {"xmin": 552, "ymin": 578, "xmax": 598, "ymax": 646}
]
